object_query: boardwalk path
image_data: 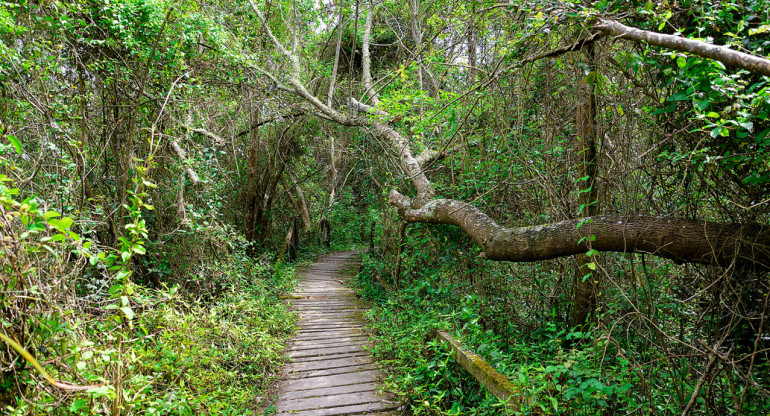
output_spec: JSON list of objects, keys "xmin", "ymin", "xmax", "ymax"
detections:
[{"xmin": 275, "ymin": 252, "xmax": 399, "ymax": 416}]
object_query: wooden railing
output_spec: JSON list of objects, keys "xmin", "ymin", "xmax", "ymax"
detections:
[{"xmin": 434, "ymin": 330, "xmax": 521, "ymax": 411}]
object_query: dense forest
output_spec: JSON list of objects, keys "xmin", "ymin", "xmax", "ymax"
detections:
[{"xmin": 1, "ymin": 0, "xmax": 769, "ymax": 414}]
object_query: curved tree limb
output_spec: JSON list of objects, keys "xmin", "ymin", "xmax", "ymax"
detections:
[
  {"xmin": 521, "ymin": 32, "xmax": 604, "ymax": 64},
  {"xmin": 389, "ymin": 191, "xmax": 770, "ymax": 269},
  {"xmin": 169, "ymin": 140, "xmax": 200, "ymax": 185},
  {"xmin": 595, "ymin": 19, "xmax": 770, "ymax": 77}
]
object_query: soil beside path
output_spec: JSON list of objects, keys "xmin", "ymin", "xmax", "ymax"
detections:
[{"xmin": 274, "ymin": 251, "xmax": 400, "ymax": 416}]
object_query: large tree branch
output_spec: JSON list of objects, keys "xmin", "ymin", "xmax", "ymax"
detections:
[
  {"xmin": 521, "ymin": 32, "xmax": 604, "ymax": 64},
  {"xmin": 349, "ymin": 97, "xmax": 390, "ymax": 118},
  {"xmin": 595, "ymin": 19, "xmax": 770, "ymax": 77},
  {"xmin": 169, "ymin": 140, "xmax": 200, "ymax": 185},
  {"xmin": 389, "ymin": 191, "xmax": 770, "ymax": 269},
  {"xmin": 415, "ymin": 143, "xmax": 467, "ymax": 167}
]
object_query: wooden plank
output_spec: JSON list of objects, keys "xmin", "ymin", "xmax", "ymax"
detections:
[
  {"xmin": 288, "ymin": 344, "xmax": 366, "ymax": 358},
  {"xmin": 274, "ymin": 401, "xmax": 399, "ymax": 416},
  {"xmin": 276, "ymin": 391, "xmax": 390, "ymax": 411},
  {"xmin": 292, "ymin": 335, "xmax": 366, "ymax": 344},
  {"xmin": 284, "ymin": 356, "xmax": 374, "ymax": 372},
  {"xmin": 291, "ymin": 340, "xmax": 367, "ymax": 350},
  {"xmin": 435, "ymin": 330, "xmax": 520, "ymax": 410},
  {"xmin": 280, "ymin": 382, "xmax": 380, "ymax": 399},
  {"xmin": 288, "ymin": 351, "xmax": 370, "ymax": 363},
  {"xmin": 285, "ymin": 363, "xmax": 379, "ymax": 379},
  {"xmin": 282, "ymin": 369, "xmax": 383, "ymax": 391}
]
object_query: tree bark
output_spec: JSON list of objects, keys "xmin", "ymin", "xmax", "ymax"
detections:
[
  {"xmin": 170, "ymin": 140, "xmax": 200, "ymax": 185},
  {"xmin": 361, "ymin": 0, "xmax": 379, "ymax": 105},
  {"xmin": 595, "ymin": 19, "xmax": 770, "ymax": 77},
  {"xmin": 244, "ymin": 105, "xmax": 260, "ymax": 245},
  {"xmin": 466, "ymin": 8, "xmax": 477, "ymax": 82},
  {"xmin": 390, "ymin": 194, "xmax": 770, "ymax": 269},
  {"xmin": 572, "ymin": 43, "xmax": 600, "ymax": 327},
  {"xmin": 290, "ymin": 175, "xmax": 312, "ymax": 232},
  {"xmin": 327, "ymin": 0, "xmax": 345, "ymax": 108},
  {"xmin": 278, "ymin": 220, "xmax": 298, "ymax": 262}
]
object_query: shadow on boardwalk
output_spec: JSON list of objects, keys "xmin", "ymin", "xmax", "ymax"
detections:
[{"xmin": 274, "ymin": 251, "xmax": 402, "ymax": 416}]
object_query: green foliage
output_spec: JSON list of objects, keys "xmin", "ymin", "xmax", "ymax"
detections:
[{"xmin": 1, "ymin": 136, "xmax": 298, "ymax": 414}]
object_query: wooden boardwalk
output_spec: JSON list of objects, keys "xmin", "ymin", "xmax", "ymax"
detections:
[{"xmin": 275, "ymin": 252, "xmax": 400, "ymax": 416}]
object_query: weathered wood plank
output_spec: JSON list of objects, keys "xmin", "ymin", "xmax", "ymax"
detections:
[
  {"xmin": 285, "ymin": 363, "xmax": 379, "ymax": 379},
  {"xmin": 435, "ymin": 330, "xmax": 520, "ymax": 410},
  {"xmin": 292, "ymin": 335, "xmax": 368, "ymax": 345},
  {"xmin": 291, "ymin": 340, "xmax": 367, "ymax": 351},
  {"xmin": 274, "ymin": 401, "xmax": 399, "ymax": 416},
  {"xmin": 284, "ymin": 356, "xmax": 375, "ymax": 372},
  {"xmin": 288, "ymin": 351, "xmax": 370, "ymax": 363},
  {"xmin": 281, "ymin": 382, "xmax": 380, "ymax": 399},
  {"xmin": 276, "ymin": 391, "xmax": 391, "ymax": 411},
  {"xmin": 283, "ymin": 369, "xmax": 383, "ymax": 390},
  {"xmin": 288, "ymin": 344, "xmax": 367, "ymax": 358}
]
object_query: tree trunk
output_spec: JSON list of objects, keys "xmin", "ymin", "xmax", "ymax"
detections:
[
  {"xmin": 285, "ymin": 175, "xmax": 312, "ymax": 232},
  {"xmin": 245, "ymin": 103, "xmax": 260, "ymax": 246},
  {"xmin": 361, "ymin": 0, "xmax": 379, "ymax": 105},
  {"xmin": 294, "ymin": 179, "xmax": 312, "ymax": 233},
  {"xmin": 327, "ymin": 0, "xmax": 345, "ymax": 108},
  {"xmin": 278, "ymin": 220, "xmax": 298, "ymax": 262},
  {"xmin": 572, "ymin": 43, "xmax": 600, "ymax": 327},
  {"xmin": 466, "ymin": 8, "xmax": 477, "ymax": 82},
  {"xmin": 393, "ymin": 222, "xmax": 408, "ymax": 291}
]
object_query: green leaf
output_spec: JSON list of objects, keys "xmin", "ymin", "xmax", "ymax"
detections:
[
  {"xmin": 47, "ymin": 217, "xmax": 73, "ymax": 231},
  {"xmin": 6, "ymin": 134, "xmax": 22, "ymax": 155},
  {"xmin": 748, "ymin": 25, "xmax": 769, "ymax": 36},
  {"xmin": 586, "ymin": 262, "xmax": 597, "ymax": 270},
  {"xmin": 120, "ymin": 306, "xmax": 134, "ymax": 320},
  {"xmin": 668, "ymin": 92, "xmax": 689, "ymax": 101},
  {"xmin": 676, "ymin": 56, "xmax": 686, "ymax": 68},
  {"xmin": 758, "ymin": 128, "xmax": 770, "ymax": 142},
  {"xmin": 706, "ymin": 112, "xmax": 720, "ymax": 118},
  {"xmin": 132, "ymin": 245, "xmax": 146, "ymax": 255},
  {"xmin": 69, "ymin": 399, "xmax": 88, "ymax": 412}
]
